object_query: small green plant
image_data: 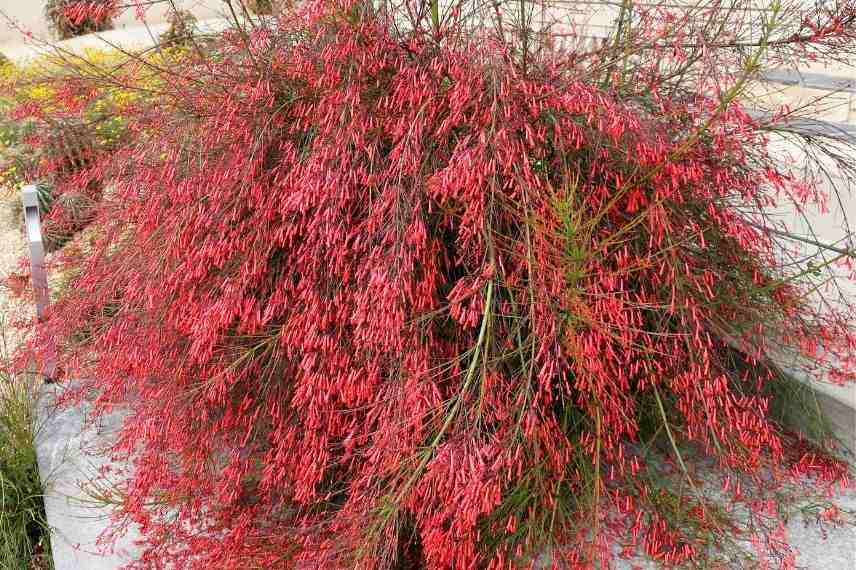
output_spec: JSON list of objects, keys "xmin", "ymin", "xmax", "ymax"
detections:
[
  {"xmin": 160, "ymin": 10, "xmax": 198, "ymax": 47},
  {"xmin": 244, "ymin": 0, "xmax": 276, "ymax": 15},
  {"xmin": 0, "ymin": 325, "xmax": 52, "ymax": 570}
]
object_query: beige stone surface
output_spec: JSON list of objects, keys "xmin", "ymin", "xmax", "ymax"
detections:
[{"xmin": 751, "ymin": 82, "xmax": 853, "ymax": 122}]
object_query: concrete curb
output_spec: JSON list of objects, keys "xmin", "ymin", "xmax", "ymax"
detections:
[{"xmin": 35, "ymin": 384, "xmax": 141, "ymax": 570}]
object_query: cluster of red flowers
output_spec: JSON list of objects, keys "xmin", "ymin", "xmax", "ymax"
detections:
[
  {"xmin": 60, "ymin": 1, "xmax": 117, "ymax": 28},
  {"xmin": 12, "ymin": 0, "xmax": 856, "ymax": 568}
]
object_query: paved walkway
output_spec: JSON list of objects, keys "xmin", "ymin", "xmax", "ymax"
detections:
[{"xmin": 1, "ymin": 194, "xmax": 141, "ymax": 569}]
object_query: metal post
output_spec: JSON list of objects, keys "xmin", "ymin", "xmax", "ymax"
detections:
[{"xmin": 22, "ymin": 184, "xmax": 55, "ymax": 381}]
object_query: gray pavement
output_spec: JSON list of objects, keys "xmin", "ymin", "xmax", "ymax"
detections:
[{"xmin": 35, "ymin": 384, "xmax": 141, "ymax": 570}]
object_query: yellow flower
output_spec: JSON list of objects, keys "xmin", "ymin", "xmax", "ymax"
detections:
[{"xmin": 25, "ymin": 84, "xmax": 53, "ymax": 101}]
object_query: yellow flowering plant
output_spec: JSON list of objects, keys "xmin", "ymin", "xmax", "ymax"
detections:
[{"xmin": 0, "ymin": 44, "xmax": 187, "ymax": 250}]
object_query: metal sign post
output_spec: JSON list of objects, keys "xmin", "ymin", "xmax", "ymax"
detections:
[{"xmin": 22, "ymin": 184, "xmax": 55, "ymax": 381}]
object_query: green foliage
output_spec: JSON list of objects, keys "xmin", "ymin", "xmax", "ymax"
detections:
[
  {"xmin": 245, "ymin": 0, "xmax": 276, "ymax": 15},
  {"xmin": 0, "ymin": 384, "xmax": 52, "ymax": 569},
  {"xmin": 160, "ymin": 10, "xmax": 198, "ymax": 47},
  {"xmin": 0, "ymin": 328, "xmax": 52, "ymax": 569}
]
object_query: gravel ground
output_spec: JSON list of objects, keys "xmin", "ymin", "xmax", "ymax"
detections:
[{"xmin": 0, "ymin": 193, "xmax": 26, "ymax": 353}]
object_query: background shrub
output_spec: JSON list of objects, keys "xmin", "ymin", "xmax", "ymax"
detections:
[
  {"xmin": 244, "ymin": 0, "xmax": 276, "ymax": 15},
  {"xmin": 44, "ymin": 0, "xmax": 117, "ymax": 40},
  {"xmin": 0, "ymin": 50, "xmax": 140, "ymax": 249}
]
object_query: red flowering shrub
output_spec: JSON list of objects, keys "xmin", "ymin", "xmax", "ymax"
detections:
[
  {"xmin": 15, "ymin": 0, "xmax": 856, "ymax": 568},
  {"xmin": 44, "ymin": 0, "xmax": 118, "ymax": 39}
]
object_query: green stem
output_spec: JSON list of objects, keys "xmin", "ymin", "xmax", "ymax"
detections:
[
  {"xmin": 393, "ymin": 279, "xmax": 494, "ymax": 504},
  {"xmin": 652, "ymin": 383, "xmax": 700, "ymax": 495}
]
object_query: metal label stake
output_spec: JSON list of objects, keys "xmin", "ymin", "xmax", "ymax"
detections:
[{"xmin": 22, "ymin": 185, "xmax": 55, "ymax": 381}]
